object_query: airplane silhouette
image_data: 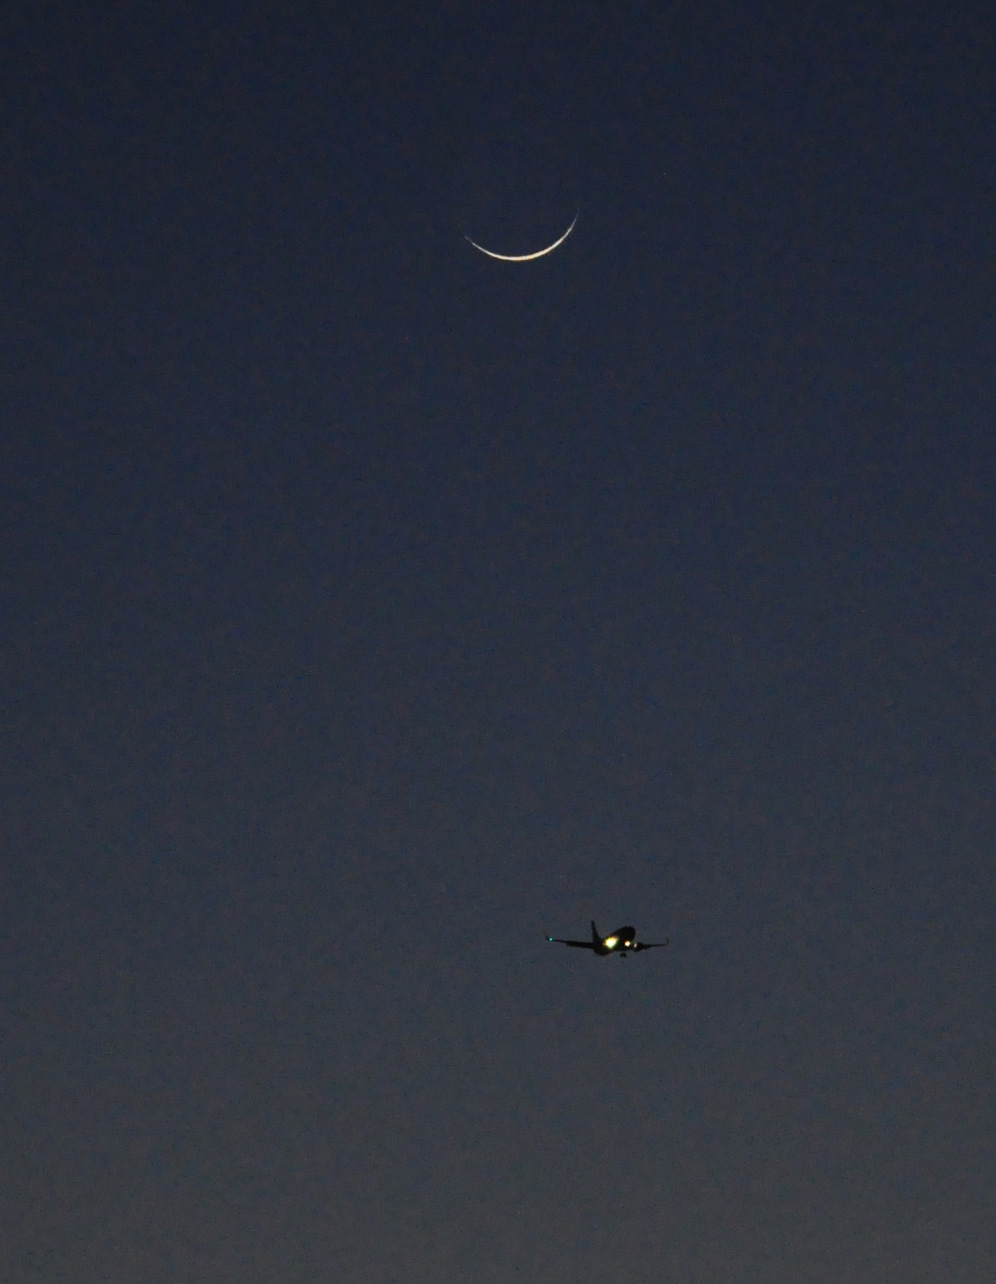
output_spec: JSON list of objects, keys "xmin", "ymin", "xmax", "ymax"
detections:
[{"xmin": 546, "ymin": 921, "xmax": 669, "ymax": 957}]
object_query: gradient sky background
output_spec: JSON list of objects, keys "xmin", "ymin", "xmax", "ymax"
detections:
[{"xmin": 3, "ymin": 2, "xmax": 995, "ymax": 1281}]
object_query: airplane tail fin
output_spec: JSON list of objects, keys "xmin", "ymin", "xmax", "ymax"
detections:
[{"xmin": 591, "ymin": 920, "xmax": 600, "ymax": 944}]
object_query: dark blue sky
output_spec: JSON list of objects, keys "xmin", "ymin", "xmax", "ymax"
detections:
[{"xmin": 3, "ymin": 3, "xmax": 994, "ymax": 1281}]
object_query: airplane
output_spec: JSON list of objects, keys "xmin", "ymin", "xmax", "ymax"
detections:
[{"xmin": 546, "ymin": 921, "xmax": 669, "ymax": 957}]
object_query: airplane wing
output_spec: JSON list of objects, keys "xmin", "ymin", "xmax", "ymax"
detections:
[
  {"xmin": 633, "ymin": 939, "xmax": 669, "ymax": 951},
  {"xmin": 546, "ymin": 936, "xmax": 597, "ymax": 949}
]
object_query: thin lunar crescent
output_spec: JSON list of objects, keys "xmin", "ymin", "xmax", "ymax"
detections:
[{"xmin": 464, "ymin": 212, "xmax": 578, "ymax": 262}]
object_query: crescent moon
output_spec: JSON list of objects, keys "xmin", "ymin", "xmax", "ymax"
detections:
[{"xmin": 464, "ymin": 212, "xmax": 578, "ymax": 262}]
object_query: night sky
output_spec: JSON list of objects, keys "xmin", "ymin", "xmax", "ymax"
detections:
[{"xmin": 3, "ymin": 3, "xmax": 995, "ymax": 1281}]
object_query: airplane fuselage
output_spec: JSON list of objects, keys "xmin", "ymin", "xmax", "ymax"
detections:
[{"xmin": 593, "ymin": 925, "xmax": 638, "ymax": 955}]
